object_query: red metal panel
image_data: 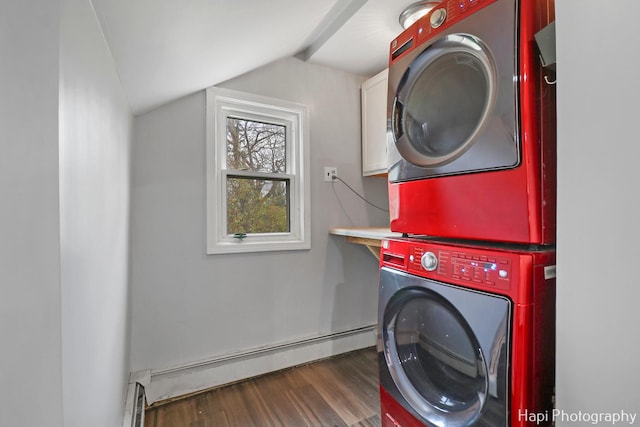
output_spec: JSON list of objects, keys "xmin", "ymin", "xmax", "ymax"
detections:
[
  {"xmin": 380, "ymin": 386, "xmax": 424, "ymax": 427},
  {"xmin": 388, "ymin": 165, "xmax": 539, "ymax": 244}
]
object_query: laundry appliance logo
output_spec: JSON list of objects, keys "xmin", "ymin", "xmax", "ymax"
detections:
[{"xmin": 519, "ymin": 409, "xmax": 638, "ymax": 425}]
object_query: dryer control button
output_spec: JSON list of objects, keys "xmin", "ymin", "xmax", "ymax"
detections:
[
  {"xmin": 421, "ymin": 252, "xmax": 438, "ymax": 271},
  {"xmin": 430, "ymin": 8, "xmax": 447, "ymax": 29},
  {"xmin": 499, "ymin": 270, "xmax": 508, "ymax": 278}
]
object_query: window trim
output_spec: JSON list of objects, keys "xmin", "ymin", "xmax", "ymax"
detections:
[{"xmin": 206, "ymin": 86, "xmax": 311, "ymax": 254}]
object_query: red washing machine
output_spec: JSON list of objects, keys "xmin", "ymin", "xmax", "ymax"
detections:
[
  {"xmin": 378, "ymin": 237, "xmax": 556, "ymax": 427},
  {"xmin": 386, "ymin": 0, "xmax": 556, "ymax": 244}
]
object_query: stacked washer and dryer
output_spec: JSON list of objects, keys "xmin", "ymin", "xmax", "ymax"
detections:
[{"xmin": 377, "ymin": 0, "xmax": 556, "ymax": 426}]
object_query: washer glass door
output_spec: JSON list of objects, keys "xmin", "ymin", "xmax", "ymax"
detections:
[{"xmin": 383, "ymin": 288, "xmax": 488, "ymax": 426}]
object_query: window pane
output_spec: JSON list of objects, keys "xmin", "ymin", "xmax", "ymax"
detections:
[
  {"xmin": 226, "ymin": 176, "xmax": 290, "ymax": 234},
  {"xmin": 226, "ymin": 117, "xmax": 286, "ymax": 173}
]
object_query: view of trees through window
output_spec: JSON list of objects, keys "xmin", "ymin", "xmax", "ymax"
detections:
[{"xmin": 226, "ymin": 117, "xmax": 289, "ymax": 234}]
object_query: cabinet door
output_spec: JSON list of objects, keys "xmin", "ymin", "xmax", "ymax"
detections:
[{"xmin": 361, "ymin": 68, "xmax": 389, "ymax": 176}]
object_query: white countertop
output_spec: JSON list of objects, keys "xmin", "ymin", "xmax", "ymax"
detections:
[{"xmin": 328, "ymin": 227, "xmax": 402, "ymax": 240}]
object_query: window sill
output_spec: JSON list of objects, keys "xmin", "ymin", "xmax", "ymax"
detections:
[{"xmin": 206, "ymin": 238, "xmax": 311, "ymax": 255}]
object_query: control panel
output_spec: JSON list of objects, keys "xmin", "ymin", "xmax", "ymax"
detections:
[
  {"xmin": 403, "ymin": 242, "xmax": 513, "ymax": 291},
  {"xmin": 390, "ymin": 0, "xmax": 497, "ymax": 64}
]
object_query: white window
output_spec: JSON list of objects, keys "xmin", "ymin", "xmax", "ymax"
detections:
[{"xmin": 206, "ymin": 87, "xmax": 310, "ymax": 254}]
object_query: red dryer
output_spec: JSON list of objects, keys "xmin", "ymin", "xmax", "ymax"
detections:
[{"xmin": 386, "ymin": 0, "xmax": 556, "ymax": 244}]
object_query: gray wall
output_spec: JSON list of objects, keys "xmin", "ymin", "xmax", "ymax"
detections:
[
  {"xmin": 0, "ymin": 2, "xmax": 63, "ymax": 426},
  {"xmin": 555, "ymin": 0, "xmax": 640, "ymax": 420},
  {"xmin": 59, "ymin": 0, "xmax": 133, "ymax": 425},
  {"xmin": 130, "ymin": 57, "xmax": 389, "ymax": 373},
  {"xmin": 0, "ymin": 1, "xmax": 133, "ymax": 425}
]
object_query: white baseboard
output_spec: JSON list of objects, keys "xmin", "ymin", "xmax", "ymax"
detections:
[{"xmin": 144, "ymin": 325, "xmax": 377, "ymax": 405}]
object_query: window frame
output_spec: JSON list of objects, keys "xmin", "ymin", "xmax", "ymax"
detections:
[{"xmin": 206, "ymin": 86, "xmax": 311, "ymax": 254}]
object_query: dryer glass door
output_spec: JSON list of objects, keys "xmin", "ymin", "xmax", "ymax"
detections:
[{"xmin": 392, "ymin": 34, "xmax": 497, "ymax": 168}]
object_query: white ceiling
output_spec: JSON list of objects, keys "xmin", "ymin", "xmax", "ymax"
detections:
[{"xmin": 91, "ymin": 0, "xmax": 411, "ymax": 115}]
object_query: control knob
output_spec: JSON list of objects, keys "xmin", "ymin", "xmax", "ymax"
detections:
[
  {"xmin": 430, "ymin": 8, "xmax": 447, "ymax": 29},
  {"xmin": 421, "ymin": 251, "xmax": 438, "ymax": 271}
]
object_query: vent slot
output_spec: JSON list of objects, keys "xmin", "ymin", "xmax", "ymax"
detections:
[
  {"xmin": 383, "ymin": 253, "xmax": 405, "ymax": 267},
  {"xmin": 392, "ymin": 38, "xmax": 413, "ymax": 60}
]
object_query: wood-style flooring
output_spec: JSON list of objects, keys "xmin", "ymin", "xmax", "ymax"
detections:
[{"xmin": 145, "ymin": 347, "xmax": 381, "ymax": 427}]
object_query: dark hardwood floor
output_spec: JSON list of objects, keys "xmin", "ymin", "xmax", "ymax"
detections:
[{"xmin": 145, "ymin": 347, "xmax": 381, "ymax": 427}]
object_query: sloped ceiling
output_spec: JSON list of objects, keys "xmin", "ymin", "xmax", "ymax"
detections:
[{"xmin": 91, "ymin": 0, "xmax": 411, "ymax": 115}]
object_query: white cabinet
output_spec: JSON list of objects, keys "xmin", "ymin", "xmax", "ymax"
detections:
[{"xmin": 361, "ymin": 68, "xmax": 389, "ymax": 176}]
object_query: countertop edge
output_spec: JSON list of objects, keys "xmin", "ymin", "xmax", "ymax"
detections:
[{"xmin": 328, "ymin": 227, "xmax": 403, "ymax": 240}]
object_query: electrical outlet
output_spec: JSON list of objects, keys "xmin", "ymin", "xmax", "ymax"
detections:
[{"xmin": 324, "ymin": 166, "xmax": 337, "ymax": 182}]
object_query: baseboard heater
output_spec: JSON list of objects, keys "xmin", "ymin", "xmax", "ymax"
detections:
[
  {"xmin": 152, "ymin": 324, "xmax": 376, "ymax": 377},
  {"xmin": 144, "ymin": 324, "xmax": 377, "ymax": 404},
  {"xmin": 131, "ymin": 383, "xmax": 146, "ymax": 427}
]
